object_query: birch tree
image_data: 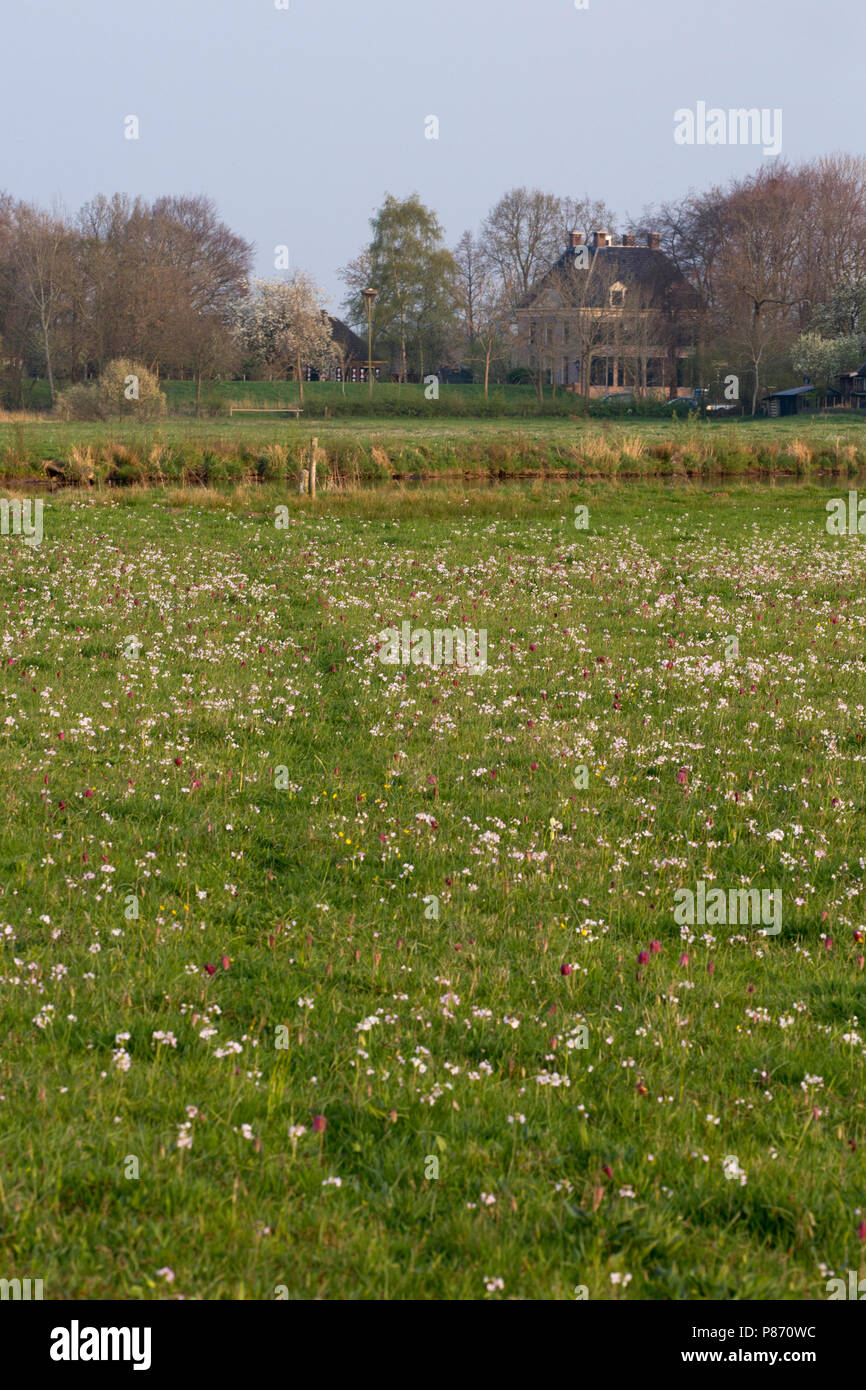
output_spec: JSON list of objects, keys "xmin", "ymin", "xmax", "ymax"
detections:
[{"xmin": 341, "ymin": 195, "xmax": 456, "ymax": 382}]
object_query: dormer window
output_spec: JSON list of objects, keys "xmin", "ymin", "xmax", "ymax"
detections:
[{"xmin": 610, "ymin": 282, "xmax": 626, "ymax": 308}]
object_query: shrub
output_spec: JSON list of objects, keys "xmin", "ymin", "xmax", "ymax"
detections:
[
  {"xmin": 97, "ymin": 360, "xmax": 166, "ymax": 421},
  {"xmin": 203, "ymin": 390, "xmax": 230, "ymax": 417},
  {"xmin": 55, "ymin": 382, "xmax": 101, "ymax": 421}
]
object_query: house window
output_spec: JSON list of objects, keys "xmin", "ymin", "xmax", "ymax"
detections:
[
  {"xmin": 563, "ymin": 322, "xmax": 570, "ymax": 345},
  {"xmin": 610, "ymin": 287, "xmax": 625, "ymax": 308}
]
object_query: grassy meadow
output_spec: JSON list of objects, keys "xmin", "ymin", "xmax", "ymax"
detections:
[{"xmin": 1, "ymin": 477, "xmax": 865, "ymax": 1299}]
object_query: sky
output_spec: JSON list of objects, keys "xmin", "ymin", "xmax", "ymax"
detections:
[{"xmin": 1, "ymin": 0, "xmax": 862, "ymax": 312}]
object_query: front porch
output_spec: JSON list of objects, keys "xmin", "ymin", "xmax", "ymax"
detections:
[{"xmin": 546, "ymin": 349, "xmax": 694, "ymax": 397}]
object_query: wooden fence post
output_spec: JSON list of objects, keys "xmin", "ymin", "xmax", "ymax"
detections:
[{"xmin": 310, "ymin": 437, "xmax": 318, "ymax": 498}]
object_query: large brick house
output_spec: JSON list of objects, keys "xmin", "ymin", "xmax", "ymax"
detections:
[{"xmin": 515, "ymin": 230, "xmax": 701, "ymax": 397}]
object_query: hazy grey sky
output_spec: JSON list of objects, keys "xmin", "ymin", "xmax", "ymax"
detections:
[{"xmin": 2, "ymin": 0, "xmax": 860, "ymax": 310}]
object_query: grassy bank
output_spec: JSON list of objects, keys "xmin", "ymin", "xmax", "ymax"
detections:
[{"xmin": 3, "ymin": 415, "xmax": 866, "ymax": 486}]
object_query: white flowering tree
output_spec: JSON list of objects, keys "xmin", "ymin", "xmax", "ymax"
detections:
[
  {"xmin": 792, "ymin": 331, "xmax": 864, "ymax": 391},
  {"xmin": 235, "ymin": 274, "xmax": 333, "ymax": 405}
]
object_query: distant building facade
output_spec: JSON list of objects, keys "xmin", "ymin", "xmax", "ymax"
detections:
[{"xmin": 515, "ymin": 230, "xmax": 702, "ymax": 397}]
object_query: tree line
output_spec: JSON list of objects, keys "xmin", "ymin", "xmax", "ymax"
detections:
[
  {"xmin": 3, "ymin": 156, "xmax": 866, "ymax": 413},
  {"xmin": 0, "ymin": 193, "xmax": 252, "ymax": 409}
]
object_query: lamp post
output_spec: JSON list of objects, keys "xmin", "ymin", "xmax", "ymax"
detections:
[{"xmin": 361, "ymin": 286, "xmax": 378, "ymax": 398}]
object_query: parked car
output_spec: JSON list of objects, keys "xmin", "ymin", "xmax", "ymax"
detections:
[{"xmin": 598, "ymin": 392, "xmax": 636, "ymax": 407}]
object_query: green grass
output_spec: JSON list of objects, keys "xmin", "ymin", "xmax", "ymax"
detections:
[
  {"xmin": 159, "ymin": 377, "xmax": 729, "ymax": 420},
  {"xmin": 12, "ymin": 376, "xmax": 682, "ymax": 420},
  {"xmin": 1, "ymin": 479, "xmax": 865, "ymax": 1299}
]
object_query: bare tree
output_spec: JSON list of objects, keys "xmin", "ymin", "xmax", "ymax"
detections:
[
  {"xmin": 0, "ymin": 193, "xmax": 33, "ymax": 404},
  {"xmin": 12, "ymin": 205, "xmax": 70, "ymax": 404},
  {"xmin": 482, "ymin": 188, "xmax": 562, "ymax": 302},
  {"xmin": 559, "ymin": 195, "xmax": 618, "ymax": 249},
  {"xmin": 453, "ymin": 231, "xmax": 482, "ymax": 353},
  {"xmin": 453, "ymin": 232, "xmax": 510, "ymax": 395},
  {"xmin": 635, "ymin": 157, "xmax": 866, "ymax": 405},
  {"xmin": 715, "ymin": 173, "xmax": 805, "ymax": 412}
]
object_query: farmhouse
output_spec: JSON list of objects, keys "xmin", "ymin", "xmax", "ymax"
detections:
[
  {"xmin": 515, "ymin": 230, "xmax": 701, "ymax": 397},
  {"xmin": 305, "ymin": 317, "xmax": 387, "ymax": 383},
  {"xmin": 837, "ymin": 362, "xmax": 866, "ymax": 408}
]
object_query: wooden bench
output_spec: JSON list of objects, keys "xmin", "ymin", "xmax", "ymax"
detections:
[{"xmin": 228, "ymin": 406, "xmax": 304, "ymax": 418}]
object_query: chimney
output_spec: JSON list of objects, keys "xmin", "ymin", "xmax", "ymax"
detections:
[
  {"xmin": 593, "ymin": 229, "xmax": 609, "ymax": 249},
  {"xmin": 569, "ymin": 231, "xmax": 584, "ymax": 248},
  {"xmin": 647, "ymin": 232, "xmax": 661, "ymax": 250},
  {"xmin": 622, "ymin": 233, "xmax": 636, "ymax": 247}
]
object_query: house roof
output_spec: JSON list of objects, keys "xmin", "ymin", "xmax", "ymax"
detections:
[
  {"xmin": 328, "ymin": 316, "xmax": 387, "ymax": 367},
  {"xmin": 519, "ymin": 243, "xmax": 702, "ymax": 313},
  {"xmin": 328, "ymin": 316, "xmax": 367, "ymax": 358},
  {"xmin": 765, "ymin": 385, "xmax": 841, "ymax": 399}
]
